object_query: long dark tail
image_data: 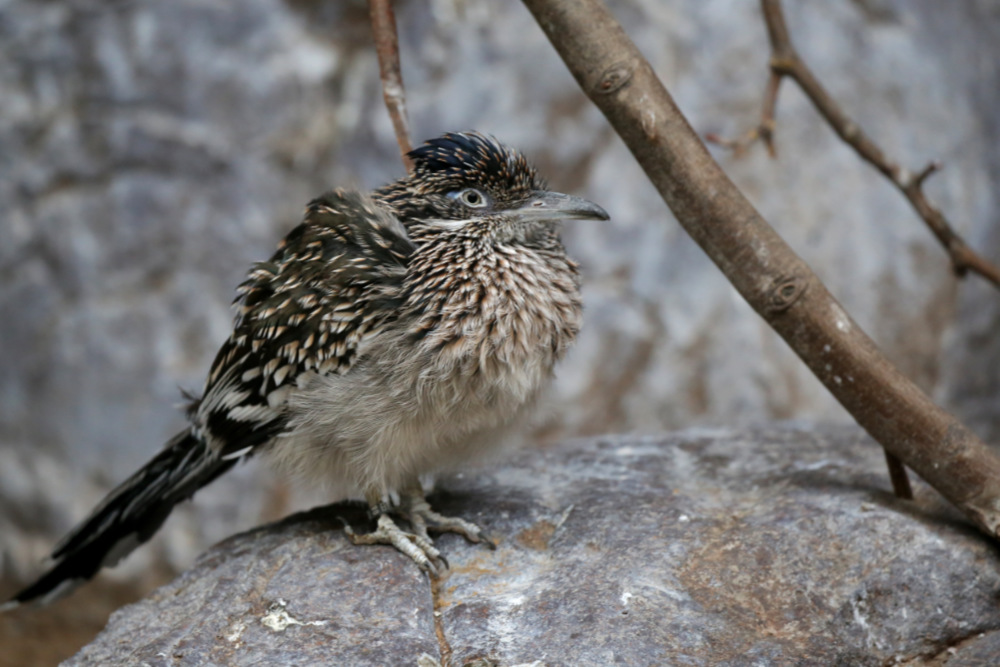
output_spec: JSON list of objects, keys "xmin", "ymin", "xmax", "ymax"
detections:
[{"xmin": 4, "ymin": 432, "xmax": 235, "ymax": 609}]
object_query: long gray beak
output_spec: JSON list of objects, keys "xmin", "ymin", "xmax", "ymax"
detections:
[{"xmin": 513, "ymin": 191, "xmax": 610, "ymax": 222}]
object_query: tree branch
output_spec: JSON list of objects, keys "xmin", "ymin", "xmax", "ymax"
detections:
[
  {"xmin": 521, "ymin": 0, "xmax": 1000, "ymax": 540},
  {"xmin": 369, "ymin": 0, "xmax": 414, "ymax": 172},
  {"xmin": 709, "ymin": 0, "xmax": 1000, "ymax": 288}
]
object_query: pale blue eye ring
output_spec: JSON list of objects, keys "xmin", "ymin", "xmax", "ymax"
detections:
[{"xmin": 451, "ymin": 188, "xmax": 488, "ymax": 208}]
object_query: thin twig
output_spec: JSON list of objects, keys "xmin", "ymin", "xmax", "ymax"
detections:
[
  {"xmin": 522, "ymin": 0, "xmax": 1000, "ymax": 541},
  {"xmin": 713, "ymin": 0, "xmax": 1000, "ymax": 289},
  {"xmin": 885, "ymin": 451, "xmax": 914, "ymax": 500},
  {"xmin": 369, "ymin": 0, "xmax": 414, "ymax": 172},
  {"xmin": 706, "ymin": 70, "xmax": 781, "ymax": 158}
]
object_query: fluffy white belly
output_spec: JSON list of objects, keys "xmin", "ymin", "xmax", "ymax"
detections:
[{"xmin": 270, "ymin": 331, "xmax": 558, "ymax": 496}]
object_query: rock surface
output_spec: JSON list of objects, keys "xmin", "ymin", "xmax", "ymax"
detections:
[{"xmin": 66, "ymin": 424, "xmax": 1000, "ymax": 666}]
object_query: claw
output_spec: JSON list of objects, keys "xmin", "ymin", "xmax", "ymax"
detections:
[
  {"xmin": 341, "ymin": 514, "xmax": 445, "ymax": 575},
  {"xmin": 480, "ymin": 532, "xmax": 499, "ymax": 551},
  {"xmin": 402, "ymin": 495, "xmax": 486, "ymax": 545}
]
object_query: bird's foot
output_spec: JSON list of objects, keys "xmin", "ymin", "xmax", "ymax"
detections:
[
  {"xmin": 341, "ymin": 513, "xmax": 446, "ymax": 575},
  {"xmin": 402, "ymin": 495, "xmax": 492, "ymax": 548}
]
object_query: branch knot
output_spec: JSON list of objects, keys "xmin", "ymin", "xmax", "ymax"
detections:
[
  {"xmin": 595, "ymin": 61, "xmax": 633, "ymax": 95},
  {"xmin": 765, "ymin": 275, "xmax": 807, "ymax": 314}
]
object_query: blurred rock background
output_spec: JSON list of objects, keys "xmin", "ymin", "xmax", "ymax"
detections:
[{"xmin": 0, "ymin": 0, "xmax": 998, "ymax": 662}]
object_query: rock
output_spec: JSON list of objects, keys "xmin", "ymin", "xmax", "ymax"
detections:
[
  {"xmin": 66, "ymin": 424, "xmax": 1000, "ymax": 666},
  {"xmin": 64, "ymin": 503, "xmax": 440, "ymax": 666}
]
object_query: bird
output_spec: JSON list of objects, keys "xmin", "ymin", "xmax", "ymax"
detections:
[{"xmin": 4, "ymin": 131, "xmax": 608, "ymax": 608}]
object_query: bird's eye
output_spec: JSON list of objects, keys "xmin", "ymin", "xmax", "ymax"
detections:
[{"xmin": 455, "ymin": 189, "xmax": 488, "ymax": 208}]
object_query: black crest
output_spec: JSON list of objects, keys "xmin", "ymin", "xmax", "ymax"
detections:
[{"xmin": 407, "ymin": 131, "xmax": 543, "ymax": 194}]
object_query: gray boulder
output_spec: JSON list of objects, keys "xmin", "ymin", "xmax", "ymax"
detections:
[{"xmin": 66, "ymin": 424, "xmax": 1000, "ymax": 666}]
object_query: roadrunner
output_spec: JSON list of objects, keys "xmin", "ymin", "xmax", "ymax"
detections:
[{"xmin": 7, "ymin": 131, "xmax": 608, "ymax": 607}]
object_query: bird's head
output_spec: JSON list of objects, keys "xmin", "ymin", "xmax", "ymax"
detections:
[{"xmin": 375, "ymin": 132, "xmax": 608, "ymax": 245}]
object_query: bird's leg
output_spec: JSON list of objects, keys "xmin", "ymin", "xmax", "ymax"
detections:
[
  {"xmin": 341, "ymin": 491, "xmax": 445, "ymax": 575},
  {"xmin": 399, "ymin": 480, "xmax": 486, "ymax": 546}
]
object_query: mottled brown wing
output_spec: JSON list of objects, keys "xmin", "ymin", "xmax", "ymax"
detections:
[{"xmin": 190, "ymin": 190, "xmax": 414, "ymax": 459}]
